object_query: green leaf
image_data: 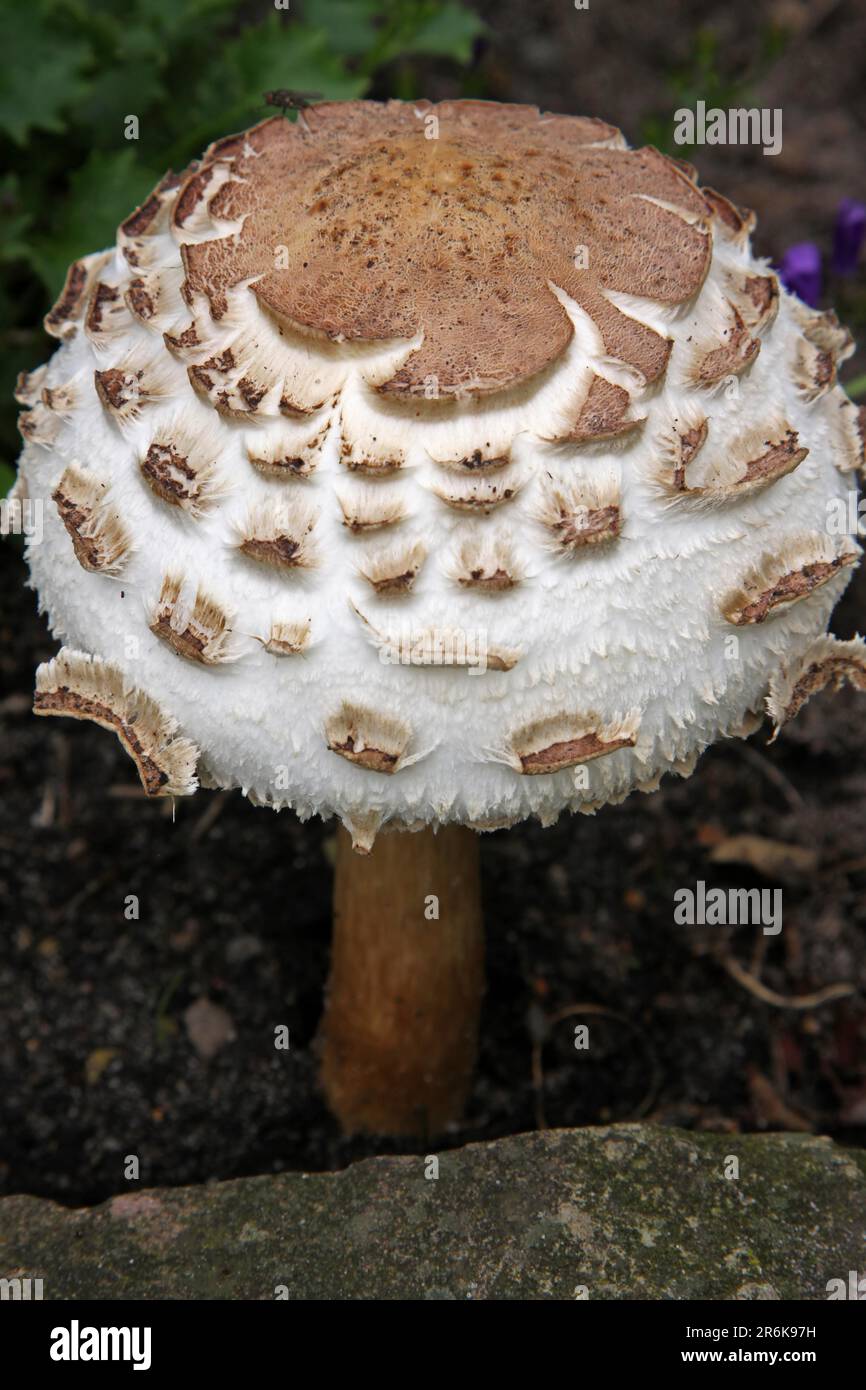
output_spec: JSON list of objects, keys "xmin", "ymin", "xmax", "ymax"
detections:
[
  {"xmin": 0, "ymin": 462, "xmax": 16, "ymax": 497},
  {"xmin": 73, "ymin": 61, "xmax": 167, "ymax": 145},
  {"xmin": 399, "ymin": 3, "xmax": 484, "ymax": 61},
  {"xmin": 132, "ymin": 0, "xmax": 239, "ymax": 37},
  {"xmin": 0, "ymin": 176, "xmax": 34, "ymax": 264},
  {"xmin": 221, "ymin": 16, "xmax": 369, "ymax": 101},
  {"xmin": 31, "ymin": 149, "xmax": 160, "ymax": 297},
  {"xmin": 300, "ymin": 0, "xmax": 380, "ymax": 57},
  {"xmin": 179, "ymin": 15, "xmax": 368, "ymax": 155},
  {"xmin": 0, "ymin": 8, "xmax": 92, "ymax": 143}
]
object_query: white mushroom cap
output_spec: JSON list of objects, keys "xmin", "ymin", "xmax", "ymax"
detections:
[{"xmin": 14, "ymin": 100, "xmax": 866, "ymax": 848}]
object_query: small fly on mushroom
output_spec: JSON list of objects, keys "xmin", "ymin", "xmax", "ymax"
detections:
[
  {"xmin": 10, "ymin": 100, "xmax": 866, "ymax": 1138},
  {"xmin": 262, "ymin": 89, "xmax": 323, "ymax": 116}
]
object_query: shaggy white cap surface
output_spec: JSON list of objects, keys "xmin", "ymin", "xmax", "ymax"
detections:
[{"xmin": 12, "ymin": 101, "xmax": 866, "ymax": 850}]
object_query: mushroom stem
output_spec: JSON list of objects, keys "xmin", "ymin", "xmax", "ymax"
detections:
[{"xmin": 320, "ymin": 824, "xmax": 484, "ymax": 1136}]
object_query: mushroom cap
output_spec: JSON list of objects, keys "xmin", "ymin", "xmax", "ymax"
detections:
[{"xmin": 15, "ymin": 100, "xmax": 865, "ymax": 848}]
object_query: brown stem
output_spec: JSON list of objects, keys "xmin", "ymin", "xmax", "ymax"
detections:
[{"xmin": 320, "ymin": 824, "xmax": 484, "ymax": 1137}]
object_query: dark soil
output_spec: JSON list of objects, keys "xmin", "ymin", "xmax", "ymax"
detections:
[
  {"xmin": 2, "ymin": 534, "xmax": 865, "ymax": 1204},
  {"xmin": 2, "ymin": 0, "xmax": 866, "ymax": 1204}
]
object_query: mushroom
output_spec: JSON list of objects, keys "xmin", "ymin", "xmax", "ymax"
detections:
[{"xmin": 10, "ymin": 100, "xmax": 866, "ymax": 1137}]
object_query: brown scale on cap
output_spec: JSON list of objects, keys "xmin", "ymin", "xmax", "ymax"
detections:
[
  {"xmin": 278, "ymin": 386, "xmax": 324, "ymax": 418},
  {"xmin": 257, "ymin": 620, "xmax": 312, "ymax": 656},
  {"xmin": 791, "ymin": 305, "xmax": 854, "ymax": 403},
  {"xmin": 718, "ymin": 269, "xmax": 779, "ymax": 339},
  {"xmin": 665, "ymin": 418, "xmax": 709, "ymax": 490},
  {"xmin": 340, "ymin": 438, "xmax": 404, "ymax": 476},
  {"xmin": 325, "ymin": 703, "xmax": 414, "ymax": 774},
  {"xmin": 722, "ymin": 540, "xmax": 858, "ymax": 626},
  {"xmin": 174, "ymin": 165, "xmax": 218, "ymax": 229},
  {"xmin": 52, "ymin": 465, "xmax": 130, "ymax": 575},
  {"xmin": 188, "ymin": 348, "xmax": 269, "ymax": 420},
  {"xmin": 793, "ymin": 304, "xmax": 855, "ymax": 360},
  {"xmin": 338, "ymin": 489, "xmax": 406, "ymax": 533},
  {"xmin": 658, "ymin": 420, "xmax": 807, "ymax": 500},
  {"xmin": 341, "ymin": 456, "xmax": 403, "ymax": 477},
  {"xmin": 236, "ymin": 500, "xmax": 318, "ymax": 571},
  {"xmin": 433, "ymin": 448, "xmax": 511, "ymax": 473},
  {"xmin": 794, "ymin": 339, "xmax": 837, "ymax": 401},
  {"xmin": 94, "ymin": 366, "xmax": 137, "ymax": 413},
  {"xmin": 163, "ymin": 322, "xmax": 202, "ymax": 356},
  {"xmin": 359, "ymin": 540, "xmax": 426, "ymax": 595},
  {"xmin": 767, "ymin": 635, "xmax": 866, "ymax": 737},
  {"xmin": 44, "ymin": 251, "xmax": 110, "ymax": 340},
  {"xmin": 448, "ymin": 534, "xmax": 523, "ymax": 591},
  {"xmin": 831, "ymin": 394, "xmax": 866, "ymax": 474},
  {"xmin": 739, "ymin": 273, "xmax": 779, "ymax": 333},
  {"xmin": 41, "ymin": 380, "xmax": 77, "ymax": 415},
  {"xmin": 691, "ymin": 304, "xmax": 760, "ymax": 387},
  {"xmin": 555, "ymin": 374, "xmax": 646, "ymax": 444},
  {"xmin": 33, "ymin": 648, "xmax": 198, "ymax": 798},
  {"xmin": 433, "ymin": 470, "xmax": 523, "ymax": 514},
  {"xmin": 459, "ymin": 568, "xmax": 515, "ymax": 592},
  {"xmin": 176, "ymin": 102, "xmax": 711, "ymax": 408},
  {"xmin": 248, "ymin": 445, "xmax": 319, "ymax": 480},
  {"xmin": 120, "ymin": 169, "xmax": 190, "ymax": 253},
  {"xmin": 126, "ymin": 277, "xmax": 157, "ymax": 322},
  {"xmin": 558, "ymin": 503, "xmax": 619, "ymax": 547},
  {"xmin": 736, "ymin": 431, "xmax": 808, "ymax": 491},
  {"xmin": 17, "ymin": 403, "xmax": 60, "ymax": 447},
  {"xmin": 520, "ymin": 732, "xmax": 630, "ymax": 774},
  {"xmin": 537, "ymin": 474, "xmax": 621, "ymax": 550},
  {"xmin": 504, "ymin": 711, "xmax": 639, "ymax": 775},
  {"xmin": 701, "ymin": 187, "xmax": 755, "ymax": 240},
  {"xmin": 14, "ymin": 365, "xmax": 47, "ymax": 407},
  {"xmin": 149, "ymin": 574, "xmax": 236, "ymax": 664},
  {"xmin": 85, "ymin": 283, "xmax": 128, "ymax": 341},
  {"xmin": 140, "ymin": 440, "xmax": 210, "ymax": 512},
  {"xmin": 93, "ymin": 358, "xmax": 173, "ymax": 425}
]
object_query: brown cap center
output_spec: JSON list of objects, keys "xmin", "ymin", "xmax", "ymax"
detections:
[{"xmin": 178, "ymin": 101, "xmax": 712, "ymax": 398}]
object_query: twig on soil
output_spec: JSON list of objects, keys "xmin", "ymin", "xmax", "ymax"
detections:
[
  {"xmin": 51, "ymin": 869, "xmax": 115, "ymax": 924},
  {"xmin": 747, "ymin": 1067, "xmax": 813, "ymax": 1132},
  {"xmin": 729, "ymin": 741, "xmax": 804, "ymax": 812},
  {"xmin": 824, "ymin": 855, "xmax": 866, "ymax": 877},
  {"xmin": 721, "ymin": 954, "xmax": 856, "ymax": 1010},
  {"xmin": 189, "ymin": 791, "xmax": 228, "ymax": 845},
  {"xmin": 54, "ymin": 732, "xmax": 72, "ymax": 830},
  {"xmin": 0, "ymin": 692, "xmax": 32, "ymax": 717},
  {"xmin": 531, "ymin": 1002, "xmax": 661, "ymax": 1130},
  {"xmin": 748, "ymin": 929, "xmax": 770, "ymax": 978}
]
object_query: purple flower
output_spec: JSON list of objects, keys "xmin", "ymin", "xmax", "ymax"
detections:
[
  {"xmin": 778, "ymin": 242, "xmax": 822, "ymax": 307},
  {"xmin": 832, "ymin": 198, "xmax": 866, "ymax": 276}
]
